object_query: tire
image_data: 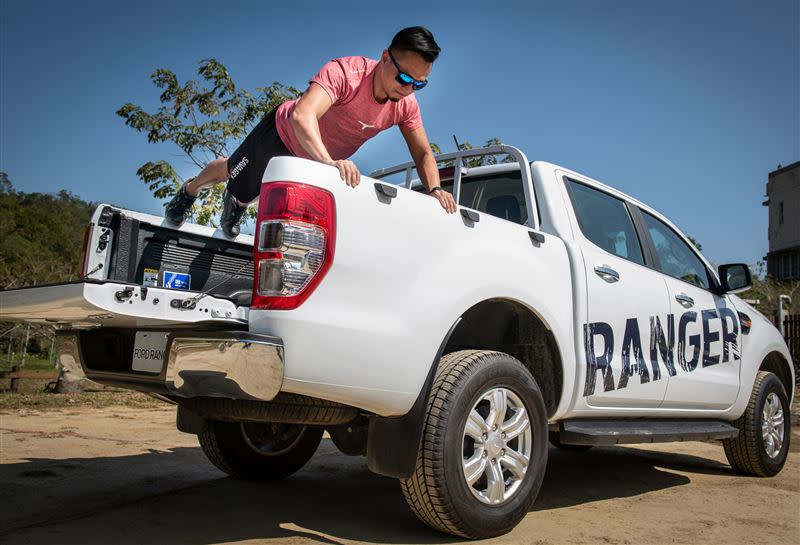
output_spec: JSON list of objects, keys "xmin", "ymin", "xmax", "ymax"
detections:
[
  {"xmin": 181, "ymin": 393, "xmax": 358, "ymax": 425},
  {"xmin": 723, "ymin": 371, "xmax": 791, "ymax": 477},
  {"xmin": 400, "ymin": 350, "xmax": 548, "ymax": 539},
  {"xmin": 199, "ymin": 420, "xmax": 323, "ymax": 480},
  {"xmin": 548, "ymin": 431, "xmax": 593, "ymax": 452}
]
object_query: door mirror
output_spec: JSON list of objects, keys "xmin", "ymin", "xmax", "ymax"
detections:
[{"xmin": 718, "ymin": 263, "xmax": 752, "ymax": 294}]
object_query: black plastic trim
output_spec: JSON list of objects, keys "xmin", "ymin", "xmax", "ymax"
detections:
[
  {"xmin": 558, "ymin": 419, "xmax": 738, "ymax": 445},
  {"xmin": 366, "ymin": 317, "xmax": 462, "ymax": 478},
  {"xmin": 460, "ymin": 208, "xmax": 480, "ymax": 222},
  {"xmin": 528, "ymin": 230, "xmax": 545, "ymax": 244},
  {"xmin": 374, "ymin": 182, "xmax": 398, "ymax": 199},
  {"xmin": 627, "ymin": 204, "xmax": 659, "ymax": 269}
]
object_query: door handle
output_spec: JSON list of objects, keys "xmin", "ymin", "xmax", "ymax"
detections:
[
  {"xmin": 594, "ymin": 265, "xmax": 620, "ymax": 282},
  {"xmin": 675, "ymin": 293, "xmax": 695, "ymax": 307}
]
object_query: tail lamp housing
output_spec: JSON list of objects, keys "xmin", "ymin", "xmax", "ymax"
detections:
[{"xmin": 251, "ymin": 182, "xmax": 336, "ymax": 310}]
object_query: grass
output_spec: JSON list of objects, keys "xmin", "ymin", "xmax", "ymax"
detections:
[{"xmin": 0, "ymin": 355, "xmax": 57, "ymax": 373}]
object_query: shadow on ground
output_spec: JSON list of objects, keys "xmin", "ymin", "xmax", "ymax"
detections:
[{"xmin": 0, "ymin": 440, "xmax": 735, "ymax": 545}]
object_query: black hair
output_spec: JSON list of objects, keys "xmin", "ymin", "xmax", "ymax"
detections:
[{"xmin": 389, "ymin": 26, "xmax": 441, "ymax": 63}]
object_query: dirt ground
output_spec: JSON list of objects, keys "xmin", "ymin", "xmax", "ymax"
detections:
[{"xmin": 1, "ymin": 396, "xmax": 799, "ymax": 545}]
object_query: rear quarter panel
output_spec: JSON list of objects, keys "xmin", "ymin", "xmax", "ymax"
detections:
[{"xmin": 249, "ymin": 157, "xmax": 575, "ymax": 416}]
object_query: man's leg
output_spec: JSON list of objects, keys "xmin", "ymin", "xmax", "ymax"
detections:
[
  {"xmin": 164, "ymin": 157, "xmax": 231, "ymax": 227},
  {"xmin": 220, "ymin": 108, "xmax": 288, "ymax": 236},
  {"xmin": 184, "ymin": 158, "xmax": 230, "ymax": 197}
]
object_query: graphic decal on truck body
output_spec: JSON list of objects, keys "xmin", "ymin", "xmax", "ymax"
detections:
[{"xmin": 583, "ymin": 307, "xmax": 740, "ymax": 396}]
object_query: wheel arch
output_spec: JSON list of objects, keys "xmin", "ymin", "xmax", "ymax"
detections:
[
  {"xmin": 759, "ymin": 351, "xmax": 795, "ymax": 403},
  {"xmin": 443, "ymin": 298, "xmax": 565, "ymax": 419},
  {"xmin": 366, "ymin": 297, "xmax": 566, "ymax": 479}
]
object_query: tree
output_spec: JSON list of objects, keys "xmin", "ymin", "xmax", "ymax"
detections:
[
  {"xmin": 0, "ymin": 175, "xmax": 95, "ymax": 386},
  {"xmin": 739, "ymin": 275, "xmax": 800, "ymax": 318},
  {"xmin": 686, "ymin": 236, "xmax": 703, "ymax": 252},
  {"xmin": 117, "ymin": 59, "xmax": 301, "ymax": 225}
]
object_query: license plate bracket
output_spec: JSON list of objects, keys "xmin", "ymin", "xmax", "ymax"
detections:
[{"xmin": 132, "ymin": 331, "xmax": 170, "ymax": 373}]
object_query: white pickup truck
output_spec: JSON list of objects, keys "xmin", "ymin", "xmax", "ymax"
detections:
[{"xmin": 1, "ymin": 146, "xmax": 794, "ymax": 539}]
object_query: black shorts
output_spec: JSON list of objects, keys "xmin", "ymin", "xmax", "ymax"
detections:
[{"xmin": 226, "ymin": 108, "xmax": 291, "ymax": 203}]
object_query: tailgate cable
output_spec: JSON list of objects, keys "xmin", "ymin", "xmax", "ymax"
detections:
[
  {"xmin": 178, "ymin": 261, "xmax": 251, "ymax": 310},
  {"xmin": 81, "ymin": 263, "xmax": 103, "ymax": 279}
]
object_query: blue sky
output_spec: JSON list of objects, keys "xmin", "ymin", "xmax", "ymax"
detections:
[{"xmin": 1, "ymin": 0, "xmax": 797, "ymax": 267}]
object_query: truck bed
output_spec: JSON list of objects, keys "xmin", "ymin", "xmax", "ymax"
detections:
[{"xmin": 0, "ymin": 205, "xmax": 252, "ymax": 328}]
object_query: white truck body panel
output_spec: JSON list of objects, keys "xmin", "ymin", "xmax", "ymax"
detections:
[{"xmin": 250, "ymin": 157, "xmax": 575, "ymax": 416}]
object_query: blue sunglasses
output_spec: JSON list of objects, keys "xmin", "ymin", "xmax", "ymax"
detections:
[{"xmin": 388, "ymin": 49, "xmax": 428, "ymax": 91}]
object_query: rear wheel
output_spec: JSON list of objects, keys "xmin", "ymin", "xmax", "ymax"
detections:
[
  {"xmin": 400, "ymin": 350, "xmax": 548, "ymax": 539},
  {"xmin": 723, "ymin": 371, "xmax": 791, "ymax": 477},
  {"xmin": 199, "ymin": 420, "xmax": 323, "ymax": 480}
]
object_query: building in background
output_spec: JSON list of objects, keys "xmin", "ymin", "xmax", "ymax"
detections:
[{"xmin": 763, "ymin": 161, "xmax": 800, "ymax": 281}]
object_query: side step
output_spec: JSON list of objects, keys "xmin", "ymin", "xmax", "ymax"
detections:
[{"xmin": 558, "ymin": 419, "xmax": 739, "ymax": 446}]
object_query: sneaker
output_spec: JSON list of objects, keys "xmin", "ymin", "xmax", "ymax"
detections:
[
  {"xmin": 221, "ymin": 190, "xmax": 246, "ymax": 237},
  {"xmin": 164, "ymin": 179, "xmax": 197, "ymax": 227}
]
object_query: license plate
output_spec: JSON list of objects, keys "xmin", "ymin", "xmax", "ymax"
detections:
[{"xmin": 132, "ymin": 331, "xmax": 169, "ymax": 373}]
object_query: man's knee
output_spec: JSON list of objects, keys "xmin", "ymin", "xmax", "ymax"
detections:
[{"xmin": 212, "ymin": 157, "xmax": 230, "ymax": 178}]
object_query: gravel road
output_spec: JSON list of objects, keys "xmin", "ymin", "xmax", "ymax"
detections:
[{"xmin": 1, "ymin": 404, "xmax": 798, "ymax": 545}]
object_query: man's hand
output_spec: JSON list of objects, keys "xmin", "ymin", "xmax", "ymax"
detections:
[
  {"xmin": 329, "ymin": 159, "xmax": 361, "ymax": 188},
  {"xmin": 431, "ymin": 188, "xmax": 457, "ymax": 214}
]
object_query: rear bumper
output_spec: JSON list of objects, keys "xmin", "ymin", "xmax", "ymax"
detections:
[{"xmin": 60, "ymin": 330, "xmax": 284, "ymax": 402}]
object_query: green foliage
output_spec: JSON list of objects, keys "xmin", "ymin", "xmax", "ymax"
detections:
[
  {"xmin": 0, "ymin": 174, "xmax": 92, "ymax": 360},
  {"xmin": 430, "ymin": 137, "xmax": 516, "ymax": 168},
  {"xmin": 0, "ymin": 174, "xmax": 94, "ymax": 289},
  {"xmin": 739, "ymin": 273, "xmax": 800, "ymax": 318},
  {"xmin": 117, "ymin": 59, "xmax": 301, "ymax": 225}
]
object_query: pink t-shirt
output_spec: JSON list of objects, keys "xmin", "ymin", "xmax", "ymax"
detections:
[{"xmin": 275, "ymin": 56, "xmax": 423, "ymax": 161}]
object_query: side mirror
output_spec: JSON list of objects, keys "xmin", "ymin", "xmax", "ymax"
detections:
[{"xmin": 718, "ymin": 263, "xmax": 752, "ymax": 294}]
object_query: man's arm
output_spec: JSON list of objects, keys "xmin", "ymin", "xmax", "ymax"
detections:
[
  {"xmin": 401, "ymin": 125, "xmax": 457, "ymax": 214},
  {"xmin": 291, "ymin": 83, "xmax": 361, "ymax": 187}
]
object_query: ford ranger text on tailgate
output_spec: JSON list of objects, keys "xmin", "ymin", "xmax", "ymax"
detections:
[{"xmin": 1, "ymin": 146, "xmax": 793, "ymax": 539}]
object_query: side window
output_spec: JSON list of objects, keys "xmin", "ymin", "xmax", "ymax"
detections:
[
  {"xmin": 641, "ymin": 211, "xmax": 710, "ymax": 289},
  {"xmin": 418, "ymin": 171, "xmax": 529, "ymax": 225},
  {"xmin": 567, "ymin": 179, "xmax": 644, "ymax": 265}
]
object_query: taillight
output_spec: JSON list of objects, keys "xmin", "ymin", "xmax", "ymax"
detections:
[
  {"xmin": 80, "ymin": 223, "xmax": 95, "ymax": 277},
  {"xmin": 251, "ymin": 182, "xmax": 336, "ymax": 310}
]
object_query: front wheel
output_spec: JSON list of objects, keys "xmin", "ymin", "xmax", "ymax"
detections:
[
  {"xmin": 400, "ymin": 350, "xmax": 548, "ymax": 539},
  {"xmin": 723, "ymin": 371, "xmax": 791, "ymax": 477},
  {"xmin": 199, "ymin": 420, "xmax": 323, "ymax": 480}
]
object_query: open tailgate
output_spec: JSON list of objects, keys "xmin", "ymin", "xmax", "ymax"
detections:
[{"xmin": 0, "ymin": 280, "xmax": 248, "ymax": 328}]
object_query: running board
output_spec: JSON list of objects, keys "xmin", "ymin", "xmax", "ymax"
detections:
[{"xmin": 558, "ymin": 419, "xmax": 739, "ymax": 445}]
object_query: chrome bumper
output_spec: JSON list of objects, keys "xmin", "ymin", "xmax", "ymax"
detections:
[
  {"xmin": 165, "ymin": 332, "xmax": 284, "ymax": 401},
  {"xmin": 62, "ymin": 330, "xmax": 284, "ymax": 402}
]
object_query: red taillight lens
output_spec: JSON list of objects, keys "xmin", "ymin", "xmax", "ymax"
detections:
[
  {"xmin": 80, "ymin": 223, "xmax": 94, "ymax": 277},
  {"xmin": 251, "ymin": 183, "xmax": 336, "ymax": 310}
]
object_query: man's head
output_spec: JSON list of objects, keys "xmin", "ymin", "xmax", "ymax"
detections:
[{"xmin": 375, "ymin": 26, "xmax": 440, "ymax": 103}]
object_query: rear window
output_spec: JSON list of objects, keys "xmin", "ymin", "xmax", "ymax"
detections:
[{"xmin": 413, "ymin": 171, "xmax": 528, "ymax": 225}]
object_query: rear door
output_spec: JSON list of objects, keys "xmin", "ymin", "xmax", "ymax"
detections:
[{"xmin": 565, "ymin": 177, "xmax": 671, "ymax": 408}]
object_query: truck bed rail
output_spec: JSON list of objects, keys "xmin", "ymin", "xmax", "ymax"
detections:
[{"xmin": 369, "ymin": 145, "xmax": 539, "ymax": 229}]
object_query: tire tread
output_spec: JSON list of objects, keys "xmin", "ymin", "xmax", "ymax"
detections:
[
  {"xmin": 723, "ymin": 371, "xmax": 788, "ymax": 477},
  {"xmin": 400, "ymin": 350, "xmax": 516, "ymax": 538}
]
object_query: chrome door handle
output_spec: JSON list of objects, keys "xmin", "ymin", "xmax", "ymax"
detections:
[
  {"xmin": 675, "ymin": 293, "xmax": 695, "ymax": 307},
  {"xmin": 594, "ymin": 264, "xmax": 620, "ymax": 282}
]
